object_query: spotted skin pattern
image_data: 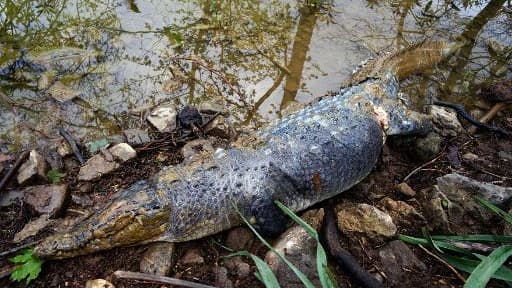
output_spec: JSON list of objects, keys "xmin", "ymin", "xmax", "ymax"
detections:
[{"xmin": 34, "ymin": 74, "xmax": 430, "ymax": 259}]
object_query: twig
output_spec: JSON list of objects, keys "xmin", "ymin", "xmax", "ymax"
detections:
[
  {"xmin": 0, "ymin": 151, "xmax": 29, "ymax": 193},
  {"xmin": 322, "ymin": 205, "xmax": 383, "ymax": 288},
  {"xmin": 0, "ymin": 240, "xmax": 40, "ymax": 258},
  {"xmin": 468, "ymin": 102, "xmax": 508, "ymax": 134},
  {"xmin": 0, "ymin": 265, "xmax": 15, "ymax": 280},
  {"xmin": 403, "ymin": 152, "xmax": 445, "ymax": 181},
  {"xmin": 114, "ymin": 270, "xmax": 216, "ymax": 288},
  {"xmin": 418, "ymin": 244, "xmax": 466, "ymax": 283},
  {"xmin": 59, "ymin": 128, "xmax": 85, "ymax": 164}
]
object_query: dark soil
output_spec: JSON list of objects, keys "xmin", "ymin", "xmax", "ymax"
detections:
[{"xmin": 1, "ymin": 111, "xmax": 511, "ymax": 288}]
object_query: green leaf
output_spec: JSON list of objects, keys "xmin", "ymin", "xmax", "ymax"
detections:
[
  {"xmin": 233, "ymin": 204, "xmax": 316, "ymax": 288},
  {"xmin": 440, "ymin": 253, "xmax": 512, "ymax": 282},
  {"xmin": 9, "ymin": 248, "xmax": 44, "ymax": 284},
  {"xmin": 229, "ymin": 251, "xmax": 280, "ymax": 288},
  {"xmin": 47, "ymin": 169, "xmax": 64, "ymax": 183},
  {"xmin": 431, "ymin": 235, "xmax": 512, "ymax": 243},
  {"xmin": 464, "ymin": 245, "xmax": 512, "ymax": 288},
  {"xmin": 474, "ymin": 196, "xmax": 512, "ymax": 225}
]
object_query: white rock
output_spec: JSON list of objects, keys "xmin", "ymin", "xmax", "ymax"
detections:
[
  {"xmin": 17, "ymin": 150, "xmax": 48, "ymax": 185},
  {"xmin": 108, "ymin": 143, "xmax": 136, "ymax": 162},
  {"xmin": 85, "ymin": 279, "xmax": 115, "ymax": 288},
  {"xmin": 429, "ymin": 106, "xmax": 464, "ymax": 137},
  {"xmin": 147, "ymin": 105, "xmax": 177, "ymax": 132}
]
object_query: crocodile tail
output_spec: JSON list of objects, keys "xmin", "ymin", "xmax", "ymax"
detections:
[{"xmin": 386, "ymin": 41, "xmax": 464, "ymax": 80}]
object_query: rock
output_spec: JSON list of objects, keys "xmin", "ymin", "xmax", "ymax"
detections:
[
  {"xmin": 13, "ymin": 214, "xmax": 52, "ymax": 242},
  {"xmin": 109, "ymin": 143, "xmax": 136, "ymax": 162},
  {"xmin": 397, "ymin": 182, "xmax": 416, "ymax": 197},
  {"xmin": 86, "ymin": 138, "xmax": 110, "ymax": 155},
  {"xmin": 78, "ymin": 154, "xmax": 119, "ymax": 181},
  {"xmin": 265, "ymin": 209, "xmax": 324, "ymax": 288},
  {"xmin": 379, "ymin": 197, "xmax": 425, "ymax": 226},
  {"xmin": 225, "ymin": 227, "xmax": 254, "ymax": 251},
  {"xmin": 180, "ymin": 248, "xmax": 204, "ymax": 264},
  {"xmin": 224, "ymin": 257, "xmax": 251, "ymax": 278},
  {"xmin": 415, "ymin": 132, "xmax": 442, "ymax": 161},
  {"xmin": 17, "ymin": 150, "xmax": 48, "ymax": 185},
  {"xmin": 499, "ymin": 151, "xmax": 512, "ymax": 162},
  {"xmin": 85, "ymin": 279, "xmax": 115, "ymax": 288},
  {"xmin": 421, "ymin": 173, "xmax": 512, "ymax": 234},
  {"xmin": 57, "ymin": 140, "xmax": 73, "ymax": 157},
  {"xmin": 24, "ymin": 184, "xmax": 68, "ymax": 217},
  {"xmin": 71, "ymin": 193, "xmax": 93, "ymax": 206},
  {"xmin": 140, "ymin": 242, "xmax": 176, "ymax": 276},
  {"xmin": 205, "ymin": 115, "xmax": 236, "ymax": 139},
  {"xmin": 215, "ymin": 267, "xmax": 233, "ymax": 288},
  {"xmin": 181, "ymin": 138, "xmax": 215, "ymax": 164},
  {"xmin": 336, "ymin": 203, "xmax": 396, "ymax": 238},
  {"xmin": 147, "ymin": 105, "xmax": 177, "ymax": 132},
  {"xmin": 198, "ymin": 101, "xmax": 226, "ymax": 114},
  {"xmin": 378, "ymin": 240, "xmax": 427, "ymax": 286},
  {"xmin": 123, "ymin": 129, "xmax": 151, "ymax": 146},
  {"xmin": 0, "ymin": 189, "xmax": 23, "ymax": 207},
  {"xmin": 462, "ymin": 152, "xmax": 479, "ymax": 161},
  {"xmin": 429, "ymin": 105, "xmax": 464, "ymax": 137},
  {"xmin": 47, "ymin": 81, "xmax": 81, "ymax": 102},
  {"xmin": 178, "ymin": 106, "xmax": 203, "ymax": 128}
]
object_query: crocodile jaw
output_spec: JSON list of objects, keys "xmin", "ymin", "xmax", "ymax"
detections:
[{"xmin": 34, "ymin": 181, "xmax": 170, "ymax": 259}]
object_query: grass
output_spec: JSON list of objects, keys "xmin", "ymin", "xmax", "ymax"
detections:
[
  {"xmin": 400, "ymin": 196, "xmax": 512, "ymax": 287},
  {"xmin": 232, "ymin": 201, "xmax": 338, "ymax": 288}
]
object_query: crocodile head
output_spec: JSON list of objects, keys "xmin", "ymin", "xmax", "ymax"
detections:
[{"xmin": 34, "ymin": 181, "xmax": 170, "ymax": 259}]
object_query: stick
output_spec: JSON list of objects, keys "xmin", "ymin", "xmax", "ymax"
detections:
[
  {"xmin": 0, "ymin": 151, "xmax": 29, "ymax": 193},
  {"xmin": 403, "ymin": 152, "xmax": 445, "ymax": 181},
  {"xmin": 114, "ymin": 270, "xmax": 216, "ymax": 288},
  {"xmin": 418, "ymin": 244, "xmax": 466, "ymax": 283},
  {"xmin": 468, "ymin": 102, "xmax": 508, "ymax": 134},
  {"xmin": 59, "ymin": 128, "xmax": 85, "ymax": 164},
  {"xmin": 0, "ymin": 240, "xmax": 40, "ymax": 258},
  {"xmin": 0, "ymin": 265, "xmax": 16, "ymax": 280},
  {"xmin": 322, "ymin": 205, "xmax": 384, "ymax": 288}
]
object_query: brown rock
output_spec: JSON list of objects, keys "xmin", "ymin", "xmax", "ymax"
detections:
[
  {"xmin": 78, "ymin": 154, "xmax": 119, "ymax": 181},
  {"xmin": 13, "ymin": 215, "xmax": 52, "ymax": 242},
  {"xmin": 225, "ymin": 227, "xmax": 254, "ymax": 251},
  {"xmin": 180, "ymin": 248, "xmax": 204, "ymax": 264},
  {"xmin": 17, "ymin": 150, "xmax": 48, "ymax": 185},
  {"xmin": 24, "ymin": 184, "xmax": 68, "ymax": 217},
  {"xmin": 140, "ymin": 242, "xmax": 176, "ymax": 276},
  {"xmin": 85, "ymin": 279, "xmax": 115, "ymax": 288},
  {"xmin": 397, "ymin": 182, "xmax": 416, "ymax": 197},
  {"xmin": 337, "ymin": 203, "xmax": 396, "ymax": 238}
]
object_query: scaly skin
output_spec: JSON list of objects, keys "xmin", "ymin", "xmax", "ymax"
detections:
[{"xmin": 35, "ymin": 40, "xmax": 466, "ymax": 259}]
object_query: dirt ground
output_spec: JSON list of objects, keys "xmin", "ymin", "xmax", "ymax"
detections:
[{"xmin": 1, "ymin": 111, "xmax": 512, "ymax": 288}]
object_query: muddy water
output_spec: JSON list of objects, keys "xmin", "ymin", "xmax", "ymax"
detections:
[{"xmin": 0, "ymin": 0, "xmax": 510, "ymax": 151}]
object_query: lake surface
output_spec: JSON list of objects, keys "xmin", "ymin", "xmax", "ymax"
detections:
[{"xmin": 0, "ymin": 0, "xmax": 510, "ymax": 151}]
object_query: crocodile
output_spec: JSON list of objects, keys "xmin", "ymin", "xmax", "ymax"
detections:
[{"xmin": 34, "ymin": 42, "xmax": 461, "ymax": 260}]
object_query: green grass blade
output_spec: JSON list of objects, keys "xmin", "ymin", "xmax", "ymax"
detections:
[
  {"xmin": 229, "ymin": 251, "xmax": 280, "ymax": 288},
  {"xmin": 474, "ymin": 196, "xmax": 512, "ymax": 225},
  {"xmin": 441, "ymin": 253, "xmax": 512, "ymax": 282},
  {"xmin": 398, "ymin": 235, "xmax": 473, "ymax": 256},
  {"xmin": 464, "ymin": 245, "xmax": 512, "ymax": 288},
  {"xmin": 234, "ymin": 205, "xmax": 316, "ymax": 288},
  {"xmin": 431, "ymin": 235, "xmax": 512, "ymax": 243},
  {"xmin": 422, "ymin": 227, "xmax": 444, "ymax": 254},
  {"xmin": 274, "ymin": 201, "xmax": 319, "ymax": 241}
]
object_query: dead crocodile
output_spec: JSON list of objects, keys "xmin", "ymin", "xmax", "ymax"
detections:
[{"xmin": 34, "ymin": 42, "xmax": 460, "ymax": 259}]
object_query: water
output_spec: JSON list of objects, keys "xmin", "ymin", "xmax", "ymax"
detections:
[{"xmin": 0, "ymin": 0, "xmax": 510, "ymax": 152}]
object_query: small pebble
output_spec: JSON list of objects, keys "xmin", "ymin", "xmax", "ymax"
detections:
[
  {"xmin": 462, "ymin": 152, "xmax": 479, "ymax": 161},
  {"xmin": 397, "ymin": 182, "xmax": 416, "ymax": 197}
]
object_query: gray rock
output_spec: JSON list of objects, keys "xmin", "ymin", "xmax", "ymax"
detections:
[
  {"xmin": 140, "ymin": 242, "xmax": 176, "ymax": 276},
  {"xmin": 415, "ymin": 132, "xmax": 442, "ymax": 161},
  {"xmin": 421, "ymin": 173, "xmax": 512, "ymax": 234},
  {"xmin": 429, "ymin": 106, "xmax": 464, "ymax": 137},
  {"xmin": 198, "ymin": 101, "xmax": 226, "ymax": 114},
  {"xmin": 397, "ymin": 182, "xmax": 416, "ymax": 197},
  {"xmin": 78, "ymin": 154, "xmax": 119, "ymax": 181},
  {"xmin": 215, "ymin": 267, "xmax": 233, "ymax": 288},
  {"xmin": 123, "ymin": 129, "xmax": 151, "ymax": 146},
  {"xmin": 0, "ymin": 189, "xmax": 23, "ymax": 207},
  {"xmin": 225, "ymin": 227, "xmax": 254, "ymax": 251},
  {"xmin": 265, "ymin": 209, "xmax": 324, "ymax": 288},
  {"xmin": 85, "ymin": 279, "xmax": 115, "ymax": 288},
  {"xmin": 13, "ymin": 214, "xmax": 52, "ymax": 242},
  {"xmin": 109, "ymin": 143, "xmax": 136, "ymax": 162},
  {"xmin": 147, "ymin": 105, "xmax": 177, "ymax": 132},
  {"xmin": 378, "ymin": 240, "xmax": 427, "ymax": 286},
  {"xmin": 205, "ymin": 116, "xmax": 236, "ymax": 139},
  {"xmin": 180, "ymin": 248, "xmax": 204, "ymax": 264},
  {"xmin": 24, "ymin": 184, "xmax": 68, "ymax": 217},
  {"xmin": 337, "ymin": 203, "xmax": 396, "ymax": 238},
  {"xmin": 181, "ymin": 138, "xmax": 215, "ymax": 164},
  {"xmin": 17, "ymin": 150, "xmax": 48, "ymax": 185}
]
